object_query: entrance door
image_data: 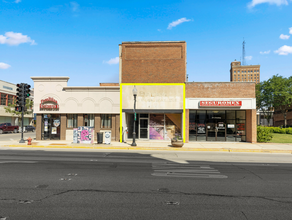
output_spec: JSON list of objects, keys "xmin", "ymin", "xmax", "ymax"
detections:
[
  {"xmin": 207, "ymin": 121, "xmax": 226, "ymax": 141},
  {"xmin": 139, "ymin": 118, "xmax": 148, "ymax": 139},
  {"xmin": 42, "ymin": 115, "xmax": 60, "ymax": 140}
]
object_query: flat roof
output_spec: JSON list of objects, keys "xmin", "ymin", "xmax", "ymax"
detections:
[{"xmin": 120, "ymin": 41, "xmax": 186, "ymax": 45}]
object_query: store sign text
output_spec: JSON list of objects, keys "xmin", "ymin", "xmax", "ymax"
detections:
[
  {"xmin": 40, "ymin": 97, "xmax": 59, "ymax": 110},
  {"xmin": 200, "ymin": 101, "xmax": 242, "ymax": 107}
]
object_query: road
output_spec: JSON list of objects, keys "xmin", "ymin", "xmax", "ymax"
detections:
[
  {"xmin": 0, "ymin": 131, "xmax": 36, "ymax": 142},
  {"xmin": 0, "ymin": 149, "xmax": 292, "ymax": 220}
]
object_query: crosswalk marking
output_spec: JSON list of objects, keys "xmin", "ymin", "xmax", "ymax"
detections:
[{"xmin": 152, "ymin": 163, "xmax": 228, "ymax": 179}]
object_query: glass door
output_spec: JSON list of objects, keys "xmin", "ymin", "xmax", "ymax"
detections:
[
  {"xmin": 139, "ymin": 118, "xmax": 148, "ymax": 139},
  {"xmin": 207, "ymin": 122, "xmax": 216, "ymax": 141}
]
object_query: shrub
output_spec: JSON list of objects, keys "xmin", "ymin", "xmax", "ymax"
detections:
[
  {"xmin": 286, "ymin": 128, "xmax": 292, "ymax": 134},
  {"xmin": 257, "ymin": 126, "xmax": 273, "ymax": 142},
  {"xmin": 279, "ymin": 128, "xmax": 287, "ymax": 134},
  {"xmin": 273, "ymin": 127, "xmax": 281, "ymax": 133}
]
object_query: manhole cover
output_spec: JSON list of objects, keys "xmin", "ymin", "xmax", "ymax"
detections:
[{"xmin": 36, "ymin": 185, "xmax": 49, "ymax": 189}]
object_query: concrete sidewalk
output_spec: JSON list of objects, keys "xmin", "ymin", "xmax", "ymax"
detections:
[{"xmin": 1, "ymin": 139, "xmax": 292, "ymax": 154}]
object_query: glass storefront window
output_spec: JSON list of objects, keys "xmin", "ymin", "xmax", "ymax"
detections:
[
  {"xmin": 1, "ymin": 94, "xmax": 7, "ymax": 106},
  {"xmin": 67, "ymin": 114, "xmax": 77, "ymax": 128},
  {"xmin": 149, "ymin": 114, "xmax": 164, "ymax": 140},
  {"xmin": 101, "ymin": 114, "xmax": 112, "ymax": 129},
  {"xmin": 189, "ymin": 110, "xmax": 196, "ymax": 141},
  {"xmin": 127, "ymin": 113, "xmax": 139, "ymax": 139},
  {"xmin": 189, "ymin": 110, "xmax": 246, "ymax": 142},
  {"xmin": 165, "ymin": 114, "xmax": 182, "ymax": 141},
  {"xmin": 8, "ymin": 95, "xmax": 14, "ymax": 105},
  {"xmin": 236, "ymin": 111, "xmax": 246, "ymax": 120},
  {"xmin": 84, "ymin": 114, "xmax": 94, "ymax": 127}
]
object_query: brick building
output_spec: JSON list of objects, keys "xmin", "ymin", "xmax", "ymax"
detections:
[
  {"xmin": 32, "ymin": 41, "xmax": 257, "ymax": 143},
  {"xmin": 120, "ymin": 41, "xmax": 257, "ymax": 143},
  {"xmin": 230, "ymin": 60, "xmax": 260, "ymax": 84}
]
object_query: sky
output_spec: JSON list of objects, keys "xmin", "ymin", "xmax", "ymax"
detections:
[{"xmin": 0, "ymin": 0, "xmax": 292, "ymax": 87}]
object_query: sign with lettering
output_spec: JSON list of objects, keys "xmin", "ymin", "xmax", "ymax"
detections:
[
  {"xmin": 199, "ymin": 101, "xmax": 242, "ymax": 107},
  {"xmin": 40, "ymin": 97, "xmax": 59, "ymax": 110}
]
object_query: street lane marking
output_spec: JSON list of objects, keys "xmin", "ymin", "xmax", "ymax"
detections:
[
  {"xmin": 0, "ymin": 161, "xmax": 37, "ymax": 164},
  {"xmin": 152, "ymin": 163, "xmax": 228, "ymax": 178}
]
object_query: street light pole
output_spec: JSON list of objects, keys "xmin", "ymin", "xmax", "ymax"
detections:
[{"xmin": 131, "ymin": 86, "xmax": 137, "ymax": 146}]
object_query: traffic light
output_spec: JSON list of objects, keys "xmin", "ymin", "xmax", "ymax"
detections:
[
  {"xmin": 23, "ymin": 84, "xmax": 31, "ymax": 106},
  {"xmin": 15, "ymin": 106, "xmax": 22, "ymax": 112},
  {"xmin": 16, "ymin": 83, "xmax": 24, "ymax": 107},
  {"xmin": 24, "ymin": 84, "xmax": 31, "ymax": 98}
]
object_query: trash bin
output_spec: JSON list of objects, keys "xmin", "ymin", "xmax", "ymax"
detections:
[{"xmin": 97, "ymin": 132, "xmax": 103, "ymax": 144}]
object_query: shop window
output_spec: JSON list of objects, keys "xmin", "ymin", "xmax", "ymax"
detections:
[
  {"xmin": 8, "ymin": 95, "xmax": 14, "ymax": 105},
  {"xmin": 101, "ymin": 114, "xmax": 112, "ymax": 129},
  {"xmin": 67, "ymin": 114, "xmax": 78, "ymax": 128},
  {"xmin": 84, "ymin": 114, "xmax": 94, "ymax": 127},
  {"xmin": 236, "ymin": 111, "xmax": 246, "ymax": 120},
  {"xmin": 1, "ymin": 93, "xmax": 7, "ymax": 106}
]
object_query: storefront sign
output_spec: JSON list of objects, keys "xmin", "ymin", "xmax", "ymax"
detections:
[
  {"xmin": 40, "ymin": 97, "xmax": 59, "ymax": 110},
  {"xmin": 200, "ymin": 101, "xmax": 242, "ymax": 107},
  {"xmin": 228, "ymin": 124, "xmax": 235, "ymax": 128}
]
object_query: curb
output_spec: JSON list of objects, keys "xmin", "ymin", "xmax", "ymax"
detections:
[{"xmin": 3, "ymin": 145, "xmax": 292, "ymax": 154}]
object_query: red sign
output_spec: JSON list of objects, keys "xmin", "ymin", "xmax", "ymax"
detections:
[
  {"xmin": 200, "ymin": 101, "xmax": 242, "ymax": 107},
  {"xmin": 40, "ymin": 97, "xmax": 59, "ymax": 110}
]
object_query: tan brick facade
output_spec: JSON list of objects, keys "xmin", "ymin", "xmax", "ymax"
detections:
[
  {"xmin": 230, "ymin": 61, "xmax": 260, "ymax": 84},
  {"xmin": 121, "ymin": 41, "xmax": 186, "ymax": 83},
  {"xmin": 185, "ymin": 82, "xmax": 256, "ymax": 98}
]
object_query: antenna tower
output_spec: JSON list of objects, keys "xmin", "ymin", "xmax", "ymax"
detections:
[{"xmin": 242, "ymin": 39, "xmax": 246, "ymax": 66}]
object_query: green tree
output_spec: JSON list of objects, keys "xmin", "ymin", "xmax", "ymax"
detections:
[
  {"xmin": 256, "ymin": 81, "xmax": 273, "ymax": 126},
  {"xmin": 266, "ymin": 75, "xmax": 292, "ymax": 128},
  {"xmin": 4, "ymin": 99, "xmax": 34, "ymax": 126}
]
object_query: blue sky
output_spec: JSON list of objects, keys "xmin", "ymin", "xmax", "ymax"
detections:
[{"xmin": 1, "ymin": 0, "xmax": 292, "ymax": 87}]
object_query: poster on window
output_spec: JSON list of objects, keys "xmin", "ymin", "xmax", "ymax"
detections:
[
  {"xmin": 77, "ymin": 126, "xmax": 94, "ymax": 144},
  {"xmin": 197, "ymin": 124, "xmax": 205, "ymax": 134},
  {"xmin": 51, "ymin": 127, "xmax": 57, "ymax": 134}
]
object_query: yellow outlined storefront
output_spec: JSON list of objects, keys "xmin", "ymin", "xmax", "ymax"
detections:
[{"xmin": 120, "ymin": 83, "xmax": 185, "ymax": 143}]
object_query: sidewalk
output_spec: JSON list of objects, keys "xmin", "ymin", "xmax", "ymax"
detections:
[{"xmin": 1, "ymin": 140, "xmax": 292, "ymax": 154}]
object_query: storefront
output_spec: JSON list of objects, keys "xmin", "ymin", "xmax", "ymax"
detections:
[
  {"xmin": 121, "ymin": 84, "xmax": 185, "ymax": 141},
  {"xmin": 185, "ymin": 82, "xmax": 257, "ymax": 143},
  {"xmin": 31, "ymin": 77, "xmax": 120, "ymax": 141}
]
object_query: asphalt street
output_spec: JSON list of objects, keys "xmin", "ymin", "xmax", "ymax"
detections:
[
  {"xmin": 0, "ymin": 150, "xmax": 292, "ymax": 220},
  {"xmin": 0, "ymin": 131, "xmax": 36, "ymax": 142}
]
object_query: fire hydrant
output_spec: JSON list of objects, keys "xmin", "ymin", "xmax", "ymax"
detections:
[{"xmin": 27, "ymin": 137, "xmax": 32, "ymax": 145}]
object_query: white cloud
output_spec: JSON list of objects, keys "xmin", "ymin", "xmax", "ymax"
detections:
[
  {"xmin": 248, "ymin": 0, "xmax": 289, "ymax": 8},
  {"xmin": 15, "ymin": 0, "xmax": 21, "ymax": 3},
  {"xmin": 103, "ymin": 57, "xmax": 119, "ymax": 65},
  {"xmin": 289, "ymin": 27, "xmax": 292, "ymax": 35},
  {"xmin": 0, "ymin": 32, "xmax": 37, "ymax": 46},
  {"xmin": 245, "ymin": 56, "xmax": 253, "ymax": 60},
  {"xmin": 260, "ymin": 50, "xmax": 271, "ymax": 54},
  {"xmin": 167, "ymin": 17, "xmax": 191, "ymax": 30},
  {"xmin": 274, "ymin": 45, "xmax": 292, "ymax": 55},
  {"xmin": 280, "ymin": 34, "xmax": 290, "ymax": 40},
  {"xmin": 0, "ymin": 62, "xmax": 11, "ymax": 69},
  {"xmin": 70, "ymin": 2, "xmax": 79, "ymax": 12}
]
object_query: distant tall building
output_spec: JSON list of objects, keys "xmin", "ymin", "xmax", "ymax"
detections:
[{"xmin": 230, "ymin": 60, "xmax": 260, "ymax": 84}]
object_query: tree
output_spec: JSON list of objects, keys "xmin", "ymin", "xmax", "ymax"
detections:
[
  {"xmin": 256, "ymin": 81, "xmax": 273, "ymax": 126},
  {"xmin": 4, "ymin": 99, "xmax": 34, "ymax": 126},
  {"xmin": 266, "ymin": 75, "xmax": 292, "ymax": 128}
]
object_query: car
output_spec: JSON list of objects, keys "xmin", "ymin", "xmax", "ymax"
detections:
[
  {"xmin": 0, "ymin": 123, "xmax": 19, "ymax": 134},
  {"xmin": 25, "ymin": 125, "xmax": 35, "ymax": 132}
]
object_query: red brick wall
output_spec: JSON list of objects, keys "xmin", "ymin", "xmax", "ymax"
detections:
[
  {"xmin": 186, "ymin": 82, "xmax": 255, "ymax": 98},
  {"xmin": 121, "ymin": 42, "xmax": 186, "ymax": 83},
  {"xmin": 246, "ymin": 109, "xmax": 257, "ymax": 143}
]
